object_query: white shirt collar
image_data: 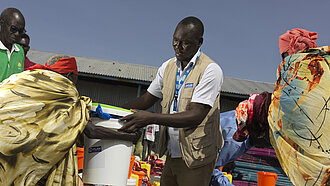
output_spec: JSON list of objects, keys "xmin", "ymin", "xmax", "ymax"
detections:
[
  {"xmin": 13, "ymin": 43, "xmax": 20, "ymax": 52},
  {"xmin": 0, "ymin": 40, "xmax": 20, "ymax": 52},
  {"xmin": 175, "ymin": 48, "xmax": 201, "ymax": 70}
]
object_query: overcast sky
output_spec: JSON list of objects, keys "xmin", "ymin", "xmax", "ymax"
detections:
[{"xmin": 2, "ymin": 0, "xmax": 330, "ymax": 83}]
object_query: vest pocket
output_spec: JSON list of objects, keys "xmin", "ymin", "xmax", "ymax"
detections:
[{"xmin": 191, "ymin": 136, "xmax": 213, "ymax": 159}]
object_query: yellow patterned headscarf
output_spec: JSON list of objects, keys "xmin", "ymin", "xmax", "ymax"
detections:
[
  {"xmin": 268, "ymin": 46, "xmax": 330, "ymax": 185},
  {"xmin": 0, "ymin": 69, "xmax": 91, "ymax": 185}
]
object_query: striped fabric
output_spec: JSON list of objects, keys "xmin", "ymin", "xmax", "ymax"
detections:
[{"xmin": 232, "ymin": 147, "xmax": 293, "ymax": 186}]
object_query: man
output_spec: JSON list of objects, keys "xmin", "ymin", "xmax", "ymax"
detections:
[
  {"xmin": 120, "ymin": 16, "xmax": 223, "ymax": 186},
  {"xmin": 18, "ymin": 33, "xmax": 36, "ymax": 70},
  {"xmin": 0, "ymin": 8, "xmax": 25, "ymax": 82}
]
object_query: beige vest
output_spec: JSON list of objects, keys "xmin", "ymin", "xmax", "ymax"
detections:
[{"xmin": 159, "ymin": 52, "xmax": 223, "ymax": 168}]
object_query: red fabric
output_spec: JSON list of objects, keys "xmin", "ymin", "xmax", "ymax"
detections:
[
  {"xmin": 27, "ymin": 57, "xmax": 78, "ymax": 75},
  {"xmin": 249, "ymin": 92, "xmax": 272, "ymax": 139},
  {"xmin": 233, "ymin": 94, "xmax": 258, "ymax": 142},
  {"xmin": 233, "ymin": 100, "xmax": 249, "ymax": 142},
  {"xmin": 247, "ymin": 94, "xmax": 257, "ymax": 125},
  {"xmin": 23, "ymin": 57, "xmax": 36, "ymax": 70},
  {"xmin": 279, "ymin": 28, "xmax": 318, "ymax": 55},
  {"xmin": 233, "ymin": 92, "xmax": 272, "ymax": 143}
]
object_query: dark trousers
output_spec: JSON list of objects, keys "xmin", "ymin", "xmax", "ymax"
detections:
[{"xmin": 160, "ymin": 156, "xmax": 216, "ymax": 186}]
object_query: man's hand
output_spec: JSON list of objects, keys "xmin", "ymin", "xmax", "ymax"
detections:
[
  {"xmin": 119, "ymin": 102, "xmax": 211, "ymax": 131},
  {"xmin": 119, "ymin": 109, "xmax": 154, "ymax": 132},
  {"xmin": 84, "ymin": 120, "xmax": 141, "ymax": 142},
  {"xmin": 112, "ymin": 129, "xmax": 142, "ymax": 143}
]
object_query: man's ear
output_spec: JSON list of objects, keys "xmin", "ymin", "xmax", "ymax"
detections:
[
  {"xmin": 198, "ymin": 37, "xmax": 203, "ymax": 47},
  {"xmin": 0, "ymin": 19, "xmax": 3, "ymax": 30}
]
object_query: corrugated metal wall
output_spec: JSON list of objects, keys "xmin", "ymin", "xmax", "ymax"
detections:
[
  {"xmin": 220, "ymin": 95, "xmax": 245, "ymax": 113},
  {"xmin": 77, "ymin": 78, "xmax": 243, "ymax": 114},
  {"xmin": 77, "ymin": 78, "xmax": 161, "ymax": 113},
  {"xmin": 78, "ymin": 79, "xmax": 138, "ymax": 106}
]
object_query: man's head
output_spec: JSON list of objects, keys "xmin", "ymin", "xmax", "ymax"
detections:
[
  {"xmin": 27, "ymin": 55, "xmax": 79, "ymax": 85},
  {"xmin": 46, "ymin": 55, "xmax": 78, "ymax": 85},
  {"xmin": 46, "ymin": 55, "xmax": 71, "ymax": 66},
  {"xmin": 0, "ymin": 8, "xmax": 25, "ymax": 50},
  {"xmin": 173, "ymin": 16, "xmax": 204, "ymax": 63},
  {"xmin": 18, "ymin": 33, "xmax": 30, "ymax": 56}
]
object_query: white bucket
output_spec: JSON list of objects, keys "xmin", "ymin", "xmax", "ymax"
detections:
[{"xmin": 83, "ymin": 104, "xmax": 133, "ymax": 186}]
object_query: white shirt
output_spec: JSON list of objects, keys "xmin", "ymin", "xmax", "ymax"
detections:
[
  {"xmin": 0, "ymin": 40, "xmax": 20, "ymax": 61},
  {"xmin": 147, "ymin": 50, "xmax": 223, "ymax": 158}
]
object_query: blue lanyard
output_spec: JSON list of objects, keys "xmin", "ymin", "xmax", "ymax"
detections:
[{"xmin": 173, "ymin": 49, "xmax": 201, "ymax": 111}]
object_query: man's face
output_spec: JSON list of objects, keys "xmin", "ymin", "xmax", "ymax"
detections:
[
  {"xmin": 172, "ymin": 23, "xmax": 202, "ymax": 63},
  {"xmin": 0, "ymin": 12, "xmax": 25, "ymax": 50},
  {"xmin": 19, "ymin": 37, "xmax": 30, "ymax": 56}
]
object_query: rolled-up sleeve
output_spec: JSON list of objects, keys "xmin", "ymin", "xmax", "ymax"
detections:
[{"xmin": 147, "ymin": 59, "xmax": 171, "ymax": 99}]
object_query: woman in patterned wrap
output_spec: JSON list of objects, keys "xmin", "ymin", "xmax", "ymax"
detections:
[
  {"xmin": 0, "ymin": 55, "xmax": 140, "ymax": 185},
  {"xmin": 233, "ymin": 28, "xmax": 329, "ymax": 186},
  {"xmin": 269, "ymin": 29, "xmax": 329, "ymax": 186},
  {"xmin": 0, "ymin": 66, "xmax": 90, "ymax": 185}
]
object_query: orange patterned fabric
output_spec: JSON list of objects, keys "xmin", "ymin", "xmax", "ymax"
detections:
[{"xmin": 268, "ymin": 46, "xmax": 330, "ymax": 185}]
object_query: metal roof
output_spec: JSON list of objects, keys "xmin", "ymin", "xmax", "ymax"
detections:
[
  {"xmin": 28, "ymin": 50, "xmax": 156, "ymax": 82},
  {"xmin": 28, "ymin": 49, "xmax": 274, "ymax": 96},
  {"xmin": 221, "ymin": 77, "xmax": 274, "ymax": 96}
]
